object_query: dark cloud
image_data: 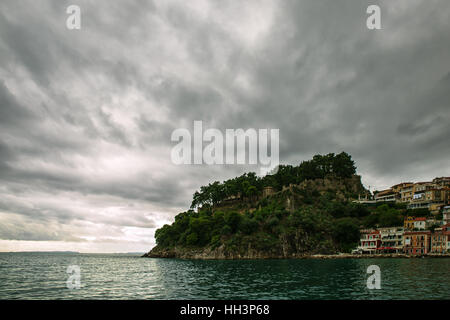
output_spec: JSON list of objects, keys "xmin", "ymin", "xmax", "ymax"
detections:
[
  {"xmin": 0, "ymin": 0, "xmax": 449, "ymax": 251},
  {"xmin": 0, "ymin": 81, "xmax": 35, "ymax": 127}
]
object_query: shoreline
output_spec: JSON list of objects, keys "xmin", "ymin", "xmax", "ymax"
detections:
[
  {"xmin": 143, "ymin": 251, "xmax": 450, "ymax": 260},
  {"xmin": 304, "ymin": 253, "xmax": 450, "ymax": 259}
]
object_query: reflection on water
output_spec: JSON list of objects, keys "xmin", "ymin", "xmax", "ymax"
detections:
[{"xmin": 0, "ymin": 253, "xmax": 448, "ymax": 299}]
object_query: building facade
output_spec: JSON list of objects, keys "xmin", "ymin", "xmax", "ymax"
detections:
[
  {"xmin": 443, "ymin": 206, "xmax": 450, "ymax": 224},
  {"xmin": 404, "ymin": 216, "xmax": 415, "ymax": 230},
  {"xmin": 392, "ymin": 182, "xmax": 413, "ymax": 194},
  {"xmin": 378, "ymin": 227, "xmax": 404, "ymax": 253},
  {"xmin": 358, "ymin": 230, "xmax": 381, "ymax": 253},
  {"xmin": 371, "ymin": 178, "xmax": 450, "ymax": 212},
  {"xmin": 374, "ymin": 189, "xmax": 397, "ymax": 202},
  {"xmin": 403, "ymin": 231, "xmax": 431, "ymax": 255},
  {"xmin": 430, "ymin": 224, "xmax": 450, "ymax": 253},
  {"xmin": 400, "ymin": 183, "xmax": 414, "ymax": 202},
  {"xmin": 413, "ymin": 217, "xmax": 426, "ymax": 230},
  {"xmin": 432, "ymin": 177, "xmax": 450, "ymax": 188}
]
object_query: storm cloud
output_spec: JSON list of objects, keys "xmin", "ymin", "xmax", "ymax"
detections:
[{"xmin": 0, "ymin": 0, "xmax": 449, "ymax": 252}]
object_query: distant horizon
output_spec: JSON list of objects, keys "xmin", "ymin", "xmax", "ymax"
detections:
[{"xmin": 0, "ymin": 250, "xmax": 146, "ymax": 254}]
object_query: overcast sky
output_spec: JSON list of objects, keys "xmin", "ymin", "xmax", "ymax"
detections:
[{"xmin": 0, "ymin": 0, "xmax": 449, "ymax": 252}]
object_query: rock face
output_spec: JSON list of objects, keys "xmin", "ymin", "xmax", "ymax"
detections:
[
  {"xmin": 293, "ymin": 175, "xmax": 368, "ymax": 199},
  {"xmin": 144, "ymin": 222, "xmax": 339, "ymax": 259},
  {"xmin": 142, "ymin": 248, "xmax": 450, "ymax": 260},
  {"xmin": 143, "ymin": 233, "xmax": 337, "ymax": 260},
  {"xmin": 143, "ymin": 245, "xmax": 309, "ymax": 260}
]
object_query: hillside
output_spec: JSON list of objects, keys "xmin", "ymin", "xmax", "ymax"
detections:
[{"xmin": 143, "ymin": 152, "xmax": 400, "ymax": 259}]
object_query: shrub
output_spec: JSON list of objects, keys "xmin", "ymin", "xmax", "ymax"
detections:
[
  {"xmin": 210, "ymin": 234, "xmax": 221, "ymax": 248},
  {"xmin": 186, "ymin": 232, "xmax": 198, "ymax": 246},
  {"xmin": 224, "ymin": 211, "xmax": 241, "ymax": 232},
  {"xmin": 332, "ymin": 217, "xmax": 360, "ymax": 250},
  {"xmin": 221, "ymin": 225, "xmax": 232, "ymax": 235},
  {"xmin": 239, "ymin": 217, "xmax": 258, "ymax": 235}
]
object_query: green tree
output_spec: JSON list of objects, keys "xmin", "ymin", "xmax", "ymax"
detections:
[
  {"xmin": 333, "ymin": 218, "xmax": 360, "ymax": 252},
  {"xmin": 332, "ymin": 152, "xmax": 356, "ymax": 178},
  {"xmin": 363, "ymin": 213, "xmax": 379, "ymax": 228},
  {"xmin": 186, "ymin": 232, "xmax": 198, "ymax": 246},
  {"xmin": 224, "ymin": 211, "xmax": 241, "ymax": 233},
  {"xmin": 239, "ymin": 216, "xmax": 258, "ymax": 234}
]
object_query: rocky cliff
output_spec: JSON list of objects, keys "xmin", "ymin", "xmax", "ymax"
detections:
[{"xmin": 144, "ymin": 172, "xmax": 370, "ymax": 260}]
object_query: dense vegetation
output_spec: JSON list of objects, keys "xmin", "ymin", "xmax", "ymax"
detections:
[
  {"xmin": 156, "ymin": 197, "xmax": 366, "ymax": 255},
  {"xmin": 152, "ymin": 152, "xmax": 430, "ymax": 257},
  {"xmin": 190, "ymin": 152, "xmax": 356, "ymax": 209}
]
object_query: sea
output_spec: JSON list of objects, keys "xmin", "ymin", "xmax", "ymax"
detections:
[{"xmin": 0, "ymin": 252, "xmax": 448, "ymax": 299}]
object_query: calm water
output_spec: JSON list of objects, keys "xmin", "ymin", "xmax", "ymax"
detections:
[{"xmin": 0, "ymin": 253, "xmax": 448, "ymax": 299}]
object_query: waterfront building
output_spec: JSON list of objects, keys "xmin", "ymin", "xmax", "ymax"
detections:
[
  {"xmin": 403, "ymin": 231, "xmax": 431, "ymax": 255},
  {"xmin": 430, "ymin": 224, "xmax": 450, "ymax": 254},
  {"xmin": 358, "ymin": 230, "xmax": 381, "ymax": 253},
  {"xmin": 378, "ymin": 227, "xmax": 404, "ymax": 253}
]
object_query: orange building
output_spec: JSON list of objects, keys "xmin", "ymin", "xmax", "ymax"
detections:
[
  {"xmin": 430, "ymin": 224, "xmax": 450, "ymax": 254},
  {"xmin": 403, "ymin": 231, "xmax": 431, "ymax": 255}
]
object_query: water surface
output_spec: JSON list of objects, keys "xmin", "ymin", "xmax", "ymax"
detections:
[{"xmin": 0, "ymin": 253, "xmax": 448, "ymax": 299}]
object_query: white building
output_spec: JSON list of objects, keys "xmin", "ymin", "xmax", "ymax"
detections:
[
  {"xmin": 443, "ymin": 206, "xmax": 450, "ymax": 224},
  {"xmin": 374, "ymin": 189, "xmax": 397, "ymax": 202},
  {"xmin": 413, "ymin": 219, "xmax": 426, "ymax": 230},
  {"xmin": 378, "ymin": 227, "xmax": 404, "ymax": 253}
]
